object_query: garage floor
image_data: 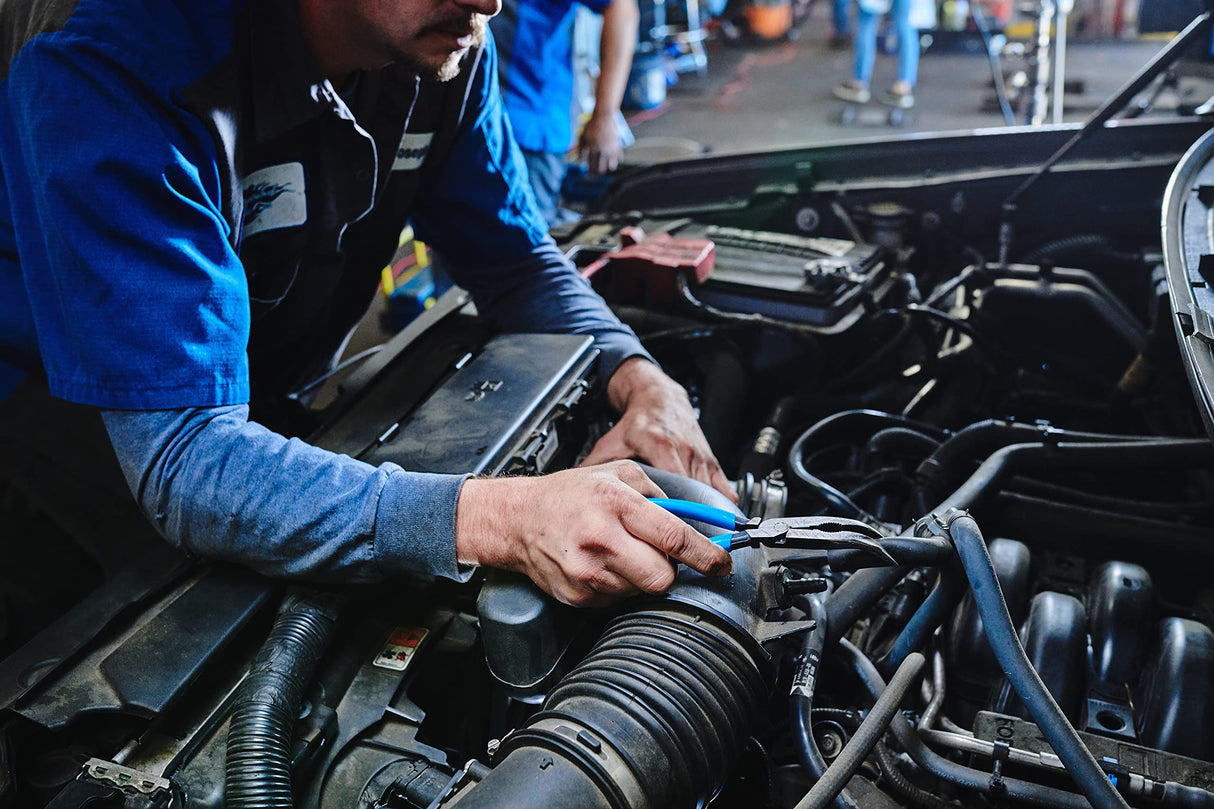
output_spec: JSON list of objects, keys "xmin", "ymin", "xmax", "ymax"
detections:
[{"xmin": 619, "ymin": 6, "xmax": 1181, "ymax": 158}]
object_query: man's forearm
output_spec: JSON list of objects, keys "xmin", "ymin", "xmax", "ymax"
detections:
[
  {"xmin": 101, "ymin": 405, "xmax": 470, "ymax": 582},
  {"xmin": 596, "ymin": 0, "xmax": 640, "ymax": 123}
]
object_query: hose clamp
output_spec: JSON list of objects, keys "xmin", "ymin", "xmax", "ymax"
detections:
[{"xmin": 989, "ymin": 740, "xmax": 1011, "ymax": 794}]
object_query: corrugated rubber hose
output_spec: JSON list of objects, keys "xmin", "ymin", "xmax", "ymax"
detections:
[{"xmin": 224, "ymin": 591, "xmax": 339, "ymax": 809}]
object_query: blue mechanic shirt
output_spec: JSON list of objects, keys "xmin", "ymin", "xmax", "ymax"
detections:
[
  {"xmin": 492, "ymin": 0, "xmax": 612, "ymax": 155},
  {"xmin": 0, "ymin": 0, "xmax": 653, "ymax": 583},
  {"xmin": 0, "ymin": 0, "xmax": 645, "ymax": 418}
]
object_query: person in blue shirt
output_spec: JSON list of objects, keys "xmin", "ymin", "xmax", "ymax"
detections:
[
  {"xmin": 492, "ymin": 0, "xmax": 640, "ymax": 224},
  {"xmin": 0, "ymin": 0, "xmax": 733, "ymax": 632}
]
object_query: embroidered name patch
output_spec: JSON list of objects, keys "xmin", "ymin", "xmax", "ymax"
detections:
[
  {"xmin": 393, "ymin": 132, "xmax": 434, "ymax": 171},
  {"xmin": 242, "ymin": 162, "xmax": 307, "ymax": 237}
]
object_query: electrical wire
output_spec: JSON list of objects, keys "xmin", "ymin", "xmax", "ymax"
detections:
[
  {"xmin": 874, "ymin": 741, "xmax": 959, "ymax": 809},
  {"xmin": 792, "ymin": 596, "xmax": 862, "ymax": 809},
  {"xmin": 787, "ymin": 410, "xmax": 946, "ymax": 528},
  {"xmin": 288, "ymin": 345, "xmax": 384, "ymax": 400},
  {"xmin": 794, "ymin": 652, "xmax": 926, "ymax": 809},
  {"xmin": 788, "ymin": 454, "xmax": 889, "ymax": 528},
  {"xmin": 676, "ymin": 274, "xmax": 824, "ymax": 345}
]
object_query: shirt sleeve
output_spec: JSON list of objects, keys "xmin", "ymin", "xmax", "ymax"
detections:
[
  {"xmin": 3, "ymin": 28, "xmax": 250, "ymax": 409},
  {"xmin": 101, "ymin": 405, "xmax": 474, "ymax": 582},
  {"xmin": 408, "ymin": 34, "xmax": 654, "ymax": 382}
]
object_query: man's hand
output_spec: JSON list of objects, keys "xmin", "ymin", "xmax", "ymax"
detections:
[
  {"xmin": 583, "ymin": 357, "xmax": 737, "ymax": 502},
  {"xmin": 455, "ymin": 460, "xmax": 732, "ymax": 606},
  {"xmin": 578, "ymin": 112, "xmax": 624, "ymax": 176}
]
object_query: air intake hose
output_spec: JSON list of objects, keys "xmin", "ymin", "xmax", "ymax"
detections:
[
  {"xmin": 451, "ymin": 601, "xmax": 769, "ymax": 809},
  {"xmin": 224, "ymin": 590, "xmax": 339, "ymax": 808}
]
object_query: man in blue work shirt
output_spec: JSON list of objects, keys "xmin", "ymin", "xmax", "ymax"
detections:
[
  {"xmin": 492, "ymin": 0, "xmax": 639, "ymax": 224},
  {"xmin": 0, "ymin": 0, "xmax": 733, "ymax": 639}
]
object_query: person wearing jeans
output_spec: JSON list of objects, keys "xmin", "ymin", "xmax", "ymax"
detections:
[{"xmin": 832, "ymin": 0, "xmax": 919, "ymax": 108}]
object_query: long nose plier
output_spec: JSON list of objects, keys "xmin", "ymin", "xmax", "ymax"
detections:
[{"xmin": 650, "ymin": 498, "xmax": 897, "ymax": 564}]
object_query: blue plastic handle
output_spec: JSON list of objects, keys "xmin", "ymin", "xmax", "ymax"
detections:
[{"xmin": 648, "ymin": 498, "xmax": 739, "ymax": 531}]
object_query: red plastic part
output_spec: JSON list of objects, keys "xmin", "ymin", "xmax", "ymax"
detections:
[{"xmin": 581, "ymin": 228, "xmax": 715, "ymax": 305}]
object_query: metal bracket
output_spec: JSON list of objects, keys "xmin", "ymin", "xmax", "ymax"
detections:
[{"xmin": 81, "ymin": 758, "xmax": 170, "ymax": 796}]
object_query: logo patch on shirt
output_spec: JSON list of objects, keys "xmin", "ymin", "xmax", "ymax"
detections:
[
  {"xmin": 393, "ymin": 132, "xmax": 434, "ymax": 171},
  {"xmin": 242, "ymin": 162, "xmax": 307, "ymax": 237}
]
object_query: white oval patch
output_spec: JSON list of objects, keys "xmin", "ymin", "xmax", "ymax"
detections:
[{"xmin": 242, "ymin": 162, "xmax": 307, "ymax": 237}]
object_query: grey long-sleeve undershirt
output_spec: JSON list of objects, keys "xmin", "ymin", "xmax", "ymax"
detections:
[{"xmin": 102, "ymin": 404, "xmax": 473, "ymax": 582}]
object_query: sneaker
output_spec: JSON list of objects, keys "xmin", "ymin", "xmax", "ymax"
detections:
[
  {"xmin": 833, "ymin": 80, "xmax": 871, "ymax": 104},
  {"xmin": 880, "ymin": 85, "xmax": 914, "ymax": 108}
]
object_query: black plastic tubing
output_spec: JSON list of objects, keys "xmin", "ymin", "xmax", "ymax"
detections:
[
  {"xmin": 795, "ymin": 652, "xmax": 926, "ymax": 809},
  {"xmin": 944, "ymin": 513, "xmax": 1128, "ymax": 809},
  {"xmin": 792, "ymin": 596, "xmax": 861, "ymax": 809},
  {"xmin": 224, "ymin": 591, "xmax": 339, "ymax": 809},
  {"xmin": 838, "ymin": 639, "xmax": 1093, "ymax": 809}
]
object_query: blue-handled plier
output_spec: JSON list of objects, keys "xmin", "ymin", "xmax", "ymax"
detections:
[{"xmin": 650, "ymin": 498, "xmax": 897, "ymax": 564}]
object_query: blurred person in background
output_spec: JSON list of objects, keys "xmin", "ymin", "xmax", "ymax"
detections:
[
  {"xmin": 832, "ymin": 0, "xmax": 927, "ymax": 108},
  {"xmin": 492, "ymin": 0, "xmax": 640, "ymax": 225}
]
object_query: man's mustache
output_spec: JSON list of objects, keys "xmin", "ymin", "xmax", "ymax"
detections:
[{"xmin": 422, "ymin": 13, "xmax": 487, "ymax": 43}]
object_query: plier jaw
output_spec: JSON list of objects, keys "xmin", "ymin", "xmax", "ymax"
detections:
[
  {"xmin": 646, "ymin": 499, "xmax": 896, "ymax": 564},
  {"xmin": 737, "ymin": 516, "xmax": 898, "ymax": 565}
]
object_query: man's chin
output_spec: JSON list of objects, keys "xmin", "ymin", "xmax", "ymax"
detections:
[{"xmin": 392, "ymin": 44, "xmax": 471, "ymax": 82}]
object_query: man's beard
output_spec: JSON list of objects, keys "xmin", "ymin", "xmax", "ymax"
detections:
[{"xmin": 394, "ymin": 14, "xmax": 487, "ymax": 82}]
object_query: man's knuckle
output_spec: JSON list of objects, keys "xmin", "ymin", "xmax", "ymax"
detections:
[
  {"xmin": 656, "ymin": 521, "xmax": 693, "ymax": 556},
  {"xmin": 568, "ymin": 590, "xmax": 596, "ymax": 607},
  {"xmin": 641, "ymin": 565, "xmax": 676, "ymax": 593},
  {"xmin": 596, "ymin": 484, "xmax": 629, "ymax": 513},
  {"xmin": 647, "ymin": 424, "xmax": 674, "ymax": 442},
  {"xmin": 586, "ymin": 568, "xmax": 623, "ymax": 594}
]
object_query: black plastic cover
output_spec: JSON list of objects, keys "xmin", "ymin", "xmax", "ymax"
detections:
[
  {"xmin": 476, "ymin": 570, "xmax": 587, "ymax": 694},
  {"xmin": 362, "ymin": 333, "xmax": 596, "ymax": 475},
  {"xmin": 1007, "ymin": 591, "xmax": 1088, "ymax": 724},
  {"xmin": 17, "ymin": 568, "xmax": 272, "ymax": 729},
  {"xmin": 1137, "ymin": 617, "xmax": 1214, "ymax": 760},
  {"xmin": 1087, "ymin": 561, "xmax": 1154, "ymax": 688}
]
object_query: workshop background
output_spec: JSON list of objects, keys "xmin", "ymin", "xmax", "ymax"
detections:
[
  {"xmin": 358, "ymin": 0, "xmax": 1200, "ymax": 397},
  {"xmin": 582, "ymin": 0, "xmax": 1191, "ymax": 157}
]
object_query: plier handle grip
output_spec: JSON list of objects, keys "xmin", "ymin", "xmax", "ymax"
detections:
[{"xmin": 649, "ymin": 498, "xmax": 896, "ymax": 564}]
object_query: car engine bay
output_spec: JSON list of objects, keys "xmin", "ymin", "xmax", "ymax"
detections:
[{"xmin": 5, "ymin": 43, "xmax": 1214, "ymax": 809}]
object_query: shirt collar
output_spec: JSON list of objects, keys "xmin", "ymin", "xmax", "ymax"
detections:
[{"xmin": 248, "ymin": 0, "xmax": 335, "ymax": 143}]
